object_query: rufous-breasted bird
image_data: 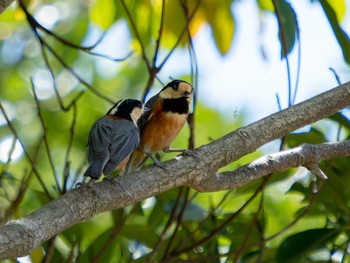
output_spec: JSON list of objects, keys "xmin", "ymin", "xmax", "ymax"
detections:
[
  {"xmin": 84, "ymin": 99, "xmax": 144, "ymax": 180},
  {"xmin": 125, "ymin": 80, "xmax": 193, "ymax": 174}
]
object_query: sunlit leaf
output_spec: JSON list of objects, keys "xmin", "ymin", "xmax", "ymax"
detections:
[
  {"xmin": 163, "ymin": 0, "xmax": 206, "ymax": 48},
  {"xmin": 276, "ymin": 228, "xmax": 340, "ymax": 263},
  {"xmin": 319, "ymin": 0, "xmax": 350, "ymax": 64},
  {"xmin": 29, "ymin": 245, "xmax": 45, "ymax": 263},
  {"xmin": 90, "ymin": 0, "xmax": 116, "ymax": 29},
  {"xmin": 203, "ymin": 0, "xmax": 234, "ymax": 55},
  {"xmin": 328, "ymin": 0, "xmax": 346, "ymax": 22},
  {"xmin": 163, "ymin": 0, "xmax": 190, "ymax": 47},
  {"xmin": 257, "ymin": 0, "xmax": 274, "ymax": 11}
]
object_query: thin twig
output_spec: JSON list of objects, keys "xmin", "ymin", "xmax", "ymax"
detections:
[
  {"xmin": 233, "ymin": 185, "xmax": 266, "ymax": 263},
  {"xmin": 20, "ymin": 0, "xmax": 115, "ymax": 106},
  {"xmin": 41, "ymin": 236, "xmax": 57, "ymax": 263},
  {"xmin": 145, "ymin": 187, "xmax": 185, "ymax": 263},
  {"xmin": 173, "ymin": 189, "xmax": 235, "ymax": 252},
  {"xmin": 62, "ymin": 103, "xmax": 77, "ymax": 193},
  {"xmin": 158, "ymin": 0, "xmax": 201, "ymax": 70},
  {"xmin": 1, "ymin": 170, "xmax": 30, "ymax": 225},
  {"xmin": 153, "ymin": 0, "xmax": 167, "ymax": 68},
  {"xmin": 91, "ymin": 205, "xmax": 140, "ymax": 262},
  {"xmin": 329, "ymin": 67, "xmax": 342, "ymax": 85},
  {"xmin": 18, "ymin": 0, "xmax": 131, "ymax": 61},
  {"xmin": 0, "ymin": 103, "xmax": 53, "ymax": 200},
  {"xmin": 141, "ymin": 0, "xmax": 201, "ymax": 101},
  {"xmin": 255, "ymin": 193, "xmax": 266, "ymax": 263},
  {"xmin": 172, "ymin": 180, "xmax": 267, "ymax": 256},
  {"xmin": 120, "ymin": 0, "xmax": 152, "ymax": 72},
  {"xmin": 183, "ymin": 0, "xmax": 198, "ymax": 151},
  {"xmin": 292, "ymin": 14, "xmax": 301, "ymax": 105},
  {"xmin": 272, "ymin": 0, "xmax": 293, "ymax": 107},
  {"xmin": 0, "ymin": 138, "xmax": 43, "ymax": 220},
  {"xmin": 162, "ymin": 187, "xmax": 191, "ymax": 260},
  {"xmin": 42, "ymin": 40, "xmax": 112, "ymax": 104},
  {"xmin": 30, "ymin": 78, "xmax": 61, "ymax": 193},
  {"xmin": 230, "ymin": 182, "xmax": 323, "ymax": 257},
  {"xmin": 0, "ymin": 137, "xmax": 17, "ymax": 177}
]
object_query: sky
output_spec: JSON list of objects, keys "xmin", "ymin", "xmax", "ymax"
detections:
[{"xmin": 188, "ymin": 0, "xmax": 350, "ymax": 124}]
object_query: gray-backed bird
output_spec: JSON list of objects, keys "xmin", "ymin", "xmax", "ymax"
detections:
[{"xmin": 84, "ymin": 99, "xmax": 144, "ymax": 180}]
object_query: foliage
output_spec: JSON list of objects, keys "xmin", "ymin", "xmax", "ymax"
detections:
[{"xmin": 0, "ymin": 0, "xmax": 350, "ymax": 262}]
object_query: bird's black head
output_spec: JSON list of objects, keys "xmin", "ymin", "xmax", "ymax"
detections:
[{"xmin": 107, "ymin": 99, "xmax": 144, "ymax": 124}]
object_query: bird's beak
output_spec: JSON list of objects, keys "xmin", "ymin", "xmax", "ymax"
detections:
[{"xmin": 182, "ymin": 90, "xmax": 192, "ymax": 97}]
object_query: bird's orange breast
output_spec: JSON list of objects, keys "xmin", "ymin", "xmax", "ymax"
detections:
[{"xmin": 140, "ymin": 99, "xmax": 187, "ymax": 153}]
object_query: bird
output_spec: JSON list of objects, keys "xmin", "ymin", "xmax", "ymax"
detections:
[
  {"xmin": 125, "ymin": 79, "xmax": 194, "ymax": 174},
  {"xmin": 83, "ymin": 98, "xmax": 144, "ymax": 180}
]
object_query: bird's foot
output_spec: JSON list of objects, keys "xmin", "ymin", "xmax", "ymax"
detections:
[
  {"xmin": 181, "ymin": 149, "xmax": 196, "ymax": 157},
  {"xmin": 103, "ymin": 175, "xmax": 114, "ymax": 182},
  {"xmin": 181, "ymin": 149, "xmax": 200, "ymax": 160},
  {"xmin": 75, "ymin": 179, "xmax": 95, "ymax": 189},
  {"xmin": 152, "ymin": 159, "xmax": 173, "ymax": 174}
]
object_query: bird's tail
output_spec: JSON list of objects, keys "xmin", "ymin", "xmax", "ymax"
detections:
[
  {"xmin": 124, "ymin": 149, "xmax": 148, "ymax": 175},
  {"xmin": 84, "ymin": 161, "xmax": 104, "ymax": 180}
]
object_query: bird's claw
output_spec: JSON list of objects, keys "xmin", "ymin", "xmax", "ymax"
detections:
[
  {"xmin": 103, "ymin": 175, "xmax": 114, "ymax": 182},
  {"xmin": 152, "ymin": 159, "xmax": 172, "ymax": 173},
  {"xmin": 181, "ymin": 150, "xmax": 200, "ymax": 160},
  {"xmin": 75, "ymin": 179, "xmax": 95, "ymax": 189}
]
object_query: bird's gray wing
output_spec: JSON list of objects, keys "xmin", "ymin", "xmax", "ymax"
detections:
[
  {"xmin": 85, "ymin": 117, "xmax": 112, "ymax": 179},
  {"xmin": 103, "ymin": 121, "xmax": 140, "ymax": 175},
  {"xmin": 138, "ymin": 93, "xmax": 159, "ymax": 130},
  {"xmin": 87, "ymin": 117, "xmax": 111, "ymax": 163}
]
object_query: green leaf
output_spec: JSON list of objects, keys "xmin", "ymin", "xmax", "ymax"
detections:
[
  {"xmin": 319, "ymin": 0, "xmax": 350, "ymax": 64},
  {"xmin": 257, "ymin": 0, "xmax": 274, "ymax": 11},
  {"xmin": 203, "ymin": 1, "xmax": 235, "ymax": 55},
  {"xmin": 274, "ymin": 0, "xmax": 298, "ymax": 57},
  {"xmin": 285, "ymin": 127, "xmax": 325, "ymax": 148},
  {"xmin": 276, "ymin": 228, "xmax": 340, "ymax": 263},
  {"xmin": 90, "ymin": 0, "xmax": 116, "ymax": 29},
  {"xmin": 79, "ymin": 228, "xmax": 128, "ymax": 262},
  {"xmin": 164, "ymin": 200, "xmax": 208, "ymax": 222},
  {"xmin": 327, "ymin": 112, "xmax": 350, "ymax": 132},
  {"xmin": 121, "ymin": 225, "xmax": 158, "ymax": 247},
  {"xmin": 240, "ymin": 248, "xmax": 277, "ymax": 263}
]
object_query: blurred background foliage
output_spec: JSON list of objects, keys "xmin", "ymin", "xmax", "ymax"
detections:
[{"xmin": 0, "ymin": 0, "xmax": 350, "ymax": 262}]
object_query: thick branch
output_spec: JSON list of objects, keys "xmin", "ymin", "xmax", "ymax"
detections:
[
  {"xmin": 0, "ymin": 82, "xmax": 349, "ymax": 259},
  {"xmin": 193, "ymin": 140, "xmax": 350, "ymax": 192}
]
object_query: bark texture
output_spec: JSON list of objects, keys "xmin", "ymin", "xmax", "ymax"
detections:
[
  {"xmin": 0, "ymin": 0, "xmax": 15, "ymax": 14},
  {"xmin": 0, "ymin": 82, "xmax": 350, "ymax": 259}
]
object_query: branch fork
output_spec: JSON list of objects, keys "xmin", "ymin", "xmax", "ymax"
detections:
[{"xmin": 0, "ymin": 82, "xmax": 350, "ymax": 259}]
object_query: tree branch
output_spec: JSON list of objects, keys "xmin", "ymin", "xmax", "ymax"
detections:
[
  {"xmin": 193, "ymin": 140, "xmax": 350, "ymax": 192},
  {"xmin": 0, "ymin": 82, "xmax": 349, "ymax": 259}
]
